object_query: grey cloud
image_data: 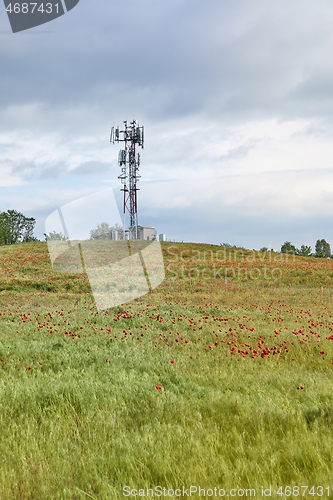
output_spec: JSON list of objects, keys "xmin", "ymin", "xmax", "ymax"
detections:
[
  {"xmin": 287, "ymin": 73, "xmax": 333, "ymax": 120},
  {"xmin": 2, "ymin": 0, "xmax": 333, "ymax": 132},
  {"xmin": 0, "ymin": 0, "xmax": 308, "ymax": 122},
  {"xmin": 11, "ymin": 160, "xmax": 67, "ymax": 179},
  {"xmin": 219, "ymin": 145, "xmax": 253, "ymax": 162},
  {"xmin": 70, "ymin": 161, "xmax": 110, "ymax": 176}
]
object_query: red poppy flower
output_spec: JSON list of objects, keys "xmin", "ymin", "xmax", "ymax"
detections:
[{"xmin": 155, "ymin": 385, "xmax": 162, "ymax": 390}]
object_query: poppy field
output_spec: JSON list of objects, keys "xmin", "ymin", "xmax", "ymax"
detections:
[{"xmin": 0, "ymin": 242, "xmax": 333, "ymax": 499}]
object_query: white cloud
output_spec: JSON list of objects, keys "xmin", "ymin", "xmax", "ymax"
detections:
[
  {"xmin": 0, "ymin": 160, "xmax": 26, "ymax": 187},
  {"xmin": 139, "ymin": 169, "xmax": 333, "ymax": 218}
]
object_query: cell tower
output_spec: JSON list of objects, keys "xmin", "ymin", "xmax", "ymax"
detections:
[{"xmin": 110, "ymin": 119, "xmax": 144, "ymax": 239}]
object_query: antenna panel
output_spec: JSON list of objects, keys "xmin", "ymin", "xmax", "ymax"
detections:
[
  {"xmin": 118, "ymin": 150, "xmax": 126, "ymax": 165},
  {"xmin": 136, "ymin": 127, "xmax": 141, "ymax": 144},
  {"xmin": 110, "ymin": 127, "xmax": 114, "ymax": 144}
]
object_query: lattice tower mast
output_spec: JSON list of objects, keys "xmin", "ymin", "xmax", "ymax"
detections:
[{"xmin": 110, "ymin": 120, "xmax": 144, "ymax": 239}]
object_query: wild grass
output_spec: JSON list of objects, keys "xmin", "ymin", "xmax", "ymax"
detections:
[{"xmin": 0, "ymin": 242, "xmax": 332, "ymax": 498}]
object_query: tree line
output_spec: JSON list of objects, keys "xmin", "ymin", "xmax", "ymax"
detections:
[
  {"xmin": 44, "ymin": 222, "xmax": 124, "ymax": 242},
  {"xmin": 257, "ymin": 240, "xmax": 331, "ymax": 258},
  {"xmin": 0, "ymin": 211, "xmax": 124, "ymax": 245},
  {"xmin": 0, "ymin": 210, "xmax": 332, "ymax": 258},
  {"xmin": 260, "ymin": 240, "xmax": 331, "ymax": 258},
  {"xmin": 280, "ymin": 239, "xmax": 331, "ymax": 258}
]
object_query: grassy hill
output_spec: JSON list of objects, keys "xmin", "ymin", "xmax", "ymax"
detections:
[{"xmin": 0, "ymin": 242, "xmax": 333, "ymax": 498}]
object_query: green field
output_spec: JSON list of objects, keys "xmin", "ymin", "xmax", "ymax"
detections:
[{"xmin": 0, "ymin": 242, "xmax": 333, "ymax": 499}]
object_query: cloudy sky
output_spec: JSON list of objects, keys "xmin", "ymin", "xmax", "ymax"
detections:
[{"xmin": 1, "ymin": 0, "xmax": 333, "ymax": 250}]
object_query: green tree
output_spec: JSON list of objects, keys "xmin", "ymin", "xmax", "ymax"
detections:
[
  {"xmin": 281, "ymin": 241, "xmax": 296, "ymax": 254},
  {"xmin": 44, "ymin": 231, "xmax": 69, "ymax": 242},
  {"xmin": 296, "ymin": 245, "xmax": 312, "ymax": 257},
  {"xmin": 89, "ymin": 222, "xmax": 124, "ymax": 240},
  {"xmin": 0, "ymin": 210, "xmax": 36, "ymax": 245},
  {"xmin": 315, "ymin": 239, "xmax": 331, "ymax": 258}
]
